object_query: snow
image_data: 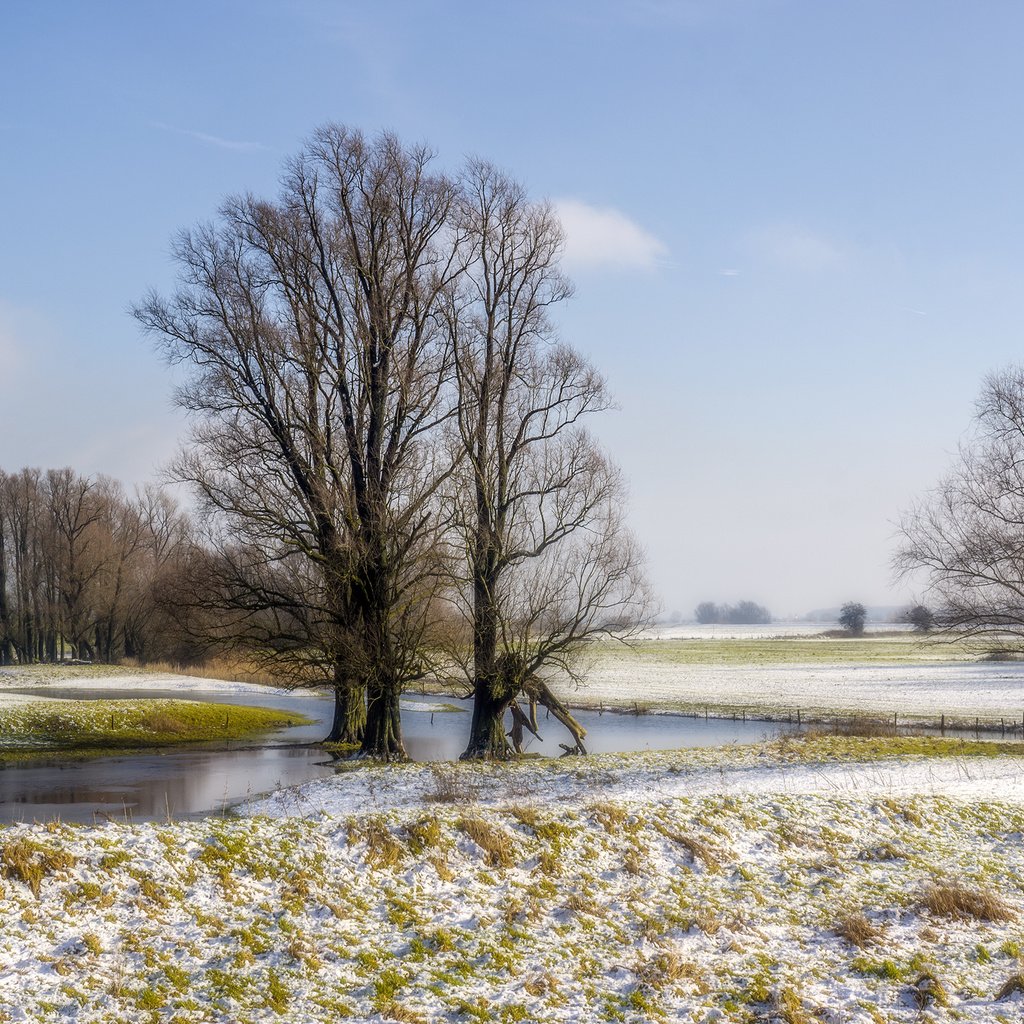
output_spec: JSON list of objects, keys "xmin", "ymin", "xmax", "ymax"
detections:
[
  {"xmin": 243, "ymin": 748, "xmax": 1024, "ymax": 819},
  {"xmin": 1, "ymin": 745, "xmax": 1024, "ymax": 1021},
  {"xmin": 565, "ymin": 658, "xmax": 1024, "ymax": 720},
  {"xmin": 0, "ymin": 666, "xmax": 291, "ymax": 696}
]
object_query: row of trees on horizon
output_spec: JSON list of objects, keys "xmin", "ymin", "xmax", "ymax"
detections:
[{"xmin": 0, "ymin": 468, "xmax": 194, "ymax": 667}]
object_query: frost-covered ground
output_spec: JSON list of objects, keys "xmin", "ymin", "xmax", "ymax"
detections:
[
  {"xmin": 0, "ymin": 665, "xmax": 288, "ymax": 696},
  {"xmin": 3, "ymin": 742, "xmax": 1024, "ymax": 1022},
  {"xmin": 564, "ymin": 654, "xmax": 1024, "ymax": 722},
  {"xmin": 245, "ymin": 746, "xmax": 1024, "ymax": 818}
]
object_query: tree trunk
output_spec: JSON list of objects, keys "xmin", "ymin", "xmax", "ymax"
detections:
[
  {"xmin": 359, "ymin": 677, "xmax": 406, "ymax": 761},
  {"xmin": 326, "ymin": 664, "xmax": 365, "ymax": 744},
  {"xmin": 460, "ymin": 681, "xmax": 512, "ymax": 760}
]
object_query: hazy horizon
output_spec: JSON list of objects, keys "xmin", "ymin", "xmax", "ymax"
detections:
[{"xmin": 5, "ymin": 2, "xmax": 1023, "ymax": 615}]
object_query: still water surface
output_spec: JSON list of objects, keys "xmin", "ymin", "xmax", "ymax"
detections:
[{"xmin": 0, "ymin": 688, "xmax": 793, "ymax": 823}]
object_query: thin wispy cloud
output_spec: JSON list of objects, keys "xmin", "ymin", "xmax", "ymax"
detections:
[
  {"xmin": 554, "ymin": 199, "xmax": 670, "ymax": 271},
  {"xmin": 747, "ymin": 223, "xmax": 847, "ymax": 273},
  {"xmin": 151, "ymin": 121, "xmax": 266, "ymax": 153}
]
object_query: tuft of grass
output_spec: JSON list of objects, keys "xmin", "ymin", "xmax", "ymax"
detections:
[
  {"xmin": 378, "ymin": 1002, "xmax": 426, "ymax": 1023},
  {"xmin": 658, "ymin": 826, "xmax": 720, "ymax": 871},
  {"xmin": 589, "ymin": 801, "xmax": 628, "ymax": 833},
  {"xmin": 920, "ymin": 883, "xmax": 1015, "ymax": 923},
  {"xmin": 457, "ymin": 817, "xmax": 516, "ymax": 869},
  {"xmin": 836, "ymin": 912, "xmax": 884, "ymax": 948},
  {"xmin": 351, "ymin": 818, "xmax": 405, "ymax": 870},
  {"xmin": 507, "ymin": 804, "xmax": 542, "ymax": 829},
  {"xmin": 633, "ymin": 952, "xmax": 686, "ymax": 991},
  {"xmin": 910, "ymin": 970, "xmax": 949, "ymax": 1010},
  {"xmin": 995, "ymin": 972, "xmax": 1024, "ymax": 1000},
  {"xmin": 423, "ymin": 765, "xmax": 479, "ymax": 804},
  {"xmin": 0, "ymin": 838, "xmax": 76, "ymax": 897}
]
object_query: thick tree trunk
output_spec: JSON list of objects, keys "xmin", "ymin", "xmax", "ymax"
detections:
[
  {"xmin": 460, "ymin": 681, "xmax": 512, "ymax": 759},
  {"xmin": 359, "ymin": 677, "xmax": 406, "ymax": 761},
  {"xmin": 326, "ymin": 664, "xmax": 365, "ymax": 744}
]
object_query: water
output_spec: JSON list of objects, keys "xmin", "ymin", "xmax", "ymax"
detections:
[{"xmin": 0, "ymin": 688, "xmax": 792, "ymax": 824}]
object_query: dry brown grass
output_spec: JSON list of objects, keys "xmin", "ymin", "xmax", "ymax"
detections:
[
  {"xmin": 835, "ymin": 912, "xmax": 884, "ymax": 948},
  {"xmin": 131, "ymin": 656, "xmax": 285, "ymax": 688},
  {"xmin": 378, "ymin": 1001, "xmax": 426, "ymax": 1024},
  {"xmin": 0, "ymin": 838, "xmax": 77, "ymax": 897},
  {"xmin": 564, "ymin": 892, "xmax": 598, "ymax": 916},
  {"xmin": 920, "ymin": 883, "xmax": 1015, "ymax": 923},
  {"xmin": 995, "ymin": 972, "xmax": 1024, "ymax": 1000},
  {"xmin": 457, "ymin": 817, "xmax": 516, "ymax": 869},
  {"xmin": 658, "ymin": 827, "xmax": 721, "ymax": 872},
  {"xmin": 523, "ymin": 972, "xmax": 559, "ymax": 997},
  {"xmin": 588, "ymin": 801, "xmax": 629, "ymax": 833},
  {"xmin": 507, "ymin": 804, "xmax": 542, "ymax": 829},
  {"xmin": 623, "ymin": 848, "xmax": 645, "ymax": 875},
  {"xmin": 423, "ymin": 766, "xmax": 479, "ymax": 805},
  {"xmin": 694, "ymin": 910, "xmax": 723, "ymax": 936},
  {"xmin": 633, "ymin": 951, "xmax": 688, "ymax": 991},
  {"xmin": 349, "ymin": 818, "xmax": 405, "ymax": 870}
]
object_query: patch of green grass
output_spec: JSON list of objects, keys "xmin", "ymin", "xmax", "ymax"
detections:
[
  {"xmin": 0, "ymin": 697, "xmax": 310, "ymax": 755},
  {"xmin": 600, "ymin": 634, "xmax": 973, "ymax": 668}
]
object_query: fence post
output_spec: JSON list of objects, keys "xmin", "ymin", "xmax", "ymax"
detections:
[
  {"xmin": 940, "ymin": 713, "xmax": 945, "ymax": 736},
  {"xmin": 797, "ymin": 709, "xmax": 801, "ymax": 726}
]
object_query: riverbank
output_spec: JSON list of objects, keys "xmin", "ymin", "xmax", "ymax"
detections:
[
  {"xmin": 0, "ymin": 693, "xmax": 311, "ymax": 758},
  {"xmin": 3, "ymin": 736, "xmax": 1024, "ymax": 1022}
]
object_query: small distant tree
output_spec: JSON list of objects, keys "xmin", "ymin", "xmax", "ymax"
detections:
[
  {"xmin": 901, "ymin": 604, "xmax": 935, "ymax": 633},
  {"xmin": 695, "ymin": 601, "xmax": 719, "ymax": 624},
  {"xmin": 838, "ymin": 602, "xmax": 866, "ymax": 636},
  {"xmin": 725, "ymin": 600, "xmax": 771, "ymax": 625}
]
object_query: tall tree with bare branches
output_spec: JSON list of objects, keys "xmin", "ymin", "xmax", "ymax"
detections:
[
  {"xmin": 443, "ymin": 162, "xmax": 653, "ymax": 759},
  {"xmin": 134, "ymin": 125, "xmax": 462, "ymax": 758},
  {"xmin": 897, "ymin": 366, "xmax": 1024, "ymax": 643}
]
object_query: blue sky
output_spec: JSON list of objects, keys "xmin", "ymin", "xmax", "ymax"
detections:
[{"xmin": 3, "ymin": 0, "xmax": 1024, "ymax": 616}]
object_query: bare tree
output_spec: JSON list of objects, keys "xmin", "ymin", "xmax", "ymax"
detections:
[
  {"xmin": 897, "ymin": 366, "xmax": 1024, "ymax": 643},
  {"xmin": 443, "ymin": 162, "xmax": 653, "ymax": 760},
  {"xmin": 134, "ymin": 125, "xmax": 462, "ymax": 759}
]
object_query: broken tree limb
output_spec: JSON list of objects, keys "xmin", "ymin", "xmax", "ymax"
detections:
[{"xmin": 524, "ymin": 679, "xmax": 588, "ymax": 755}]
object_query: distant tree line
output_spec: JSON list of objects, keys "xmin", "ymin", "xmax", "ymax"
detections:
[
  {"xmin": 0, "ymin": 468, "xmax": 194, "ymax": 665},
  {"xmin": 694, "ymin": 600, "xmax": 771, "ymax": 625}
]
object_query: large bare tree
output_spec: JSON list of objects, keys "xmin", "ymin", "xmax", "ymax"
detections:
[
  {"xmin": 134, "ymin": 125, "xmax": 462, "ymax": 759},
  {"xmin": 444, "ymin": 163, "xmax": 653, "ymax": 759},
  {"xmin": 897, "ymin": 366, "xmax": 1024, "ymax": 643}
]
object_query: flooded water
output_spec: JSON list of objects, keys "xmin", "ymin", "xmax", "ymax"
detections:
[{"xmin": 0, "ymin": 688, "xmax": 793, "ymax": 824}]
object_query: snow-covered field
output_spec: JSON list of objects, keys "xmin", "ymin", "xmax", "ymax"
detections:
[
  {"xmin": 3, "ymin": 742, "xmax": 1024, "ymax": 1022},
  {"xmin": 642, "ymin": 622, "xmax": 914, "ymax": 640},
  {"xmin": 0, "ymin": 665, "xmax": 287, "ymax": 696},
  {"xmin": 6, "ymin": 662, "xmax": 1024, "ymax": 1019},
  {"xmin": 563, "ymin": 655, "xmax": 1024, "ymax": 722}
]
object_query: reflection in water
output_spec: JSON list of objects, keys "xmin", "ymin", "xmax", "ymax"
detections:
[
  {"xmin": 0, "ymin": 747, "xmax": 335, "ymax": 824},
  {"xmin": 0, "ymin": 688, "xmax": 792, "ymax": 824}
]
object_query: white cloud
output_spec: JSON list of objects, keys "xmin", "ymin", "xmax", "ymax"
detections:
[
  {"xmin": 554, "ymin": 199, "xmax": 669, "ymax": 271},
  {"xmin": 151, "ymin": 121, "xmax": 266, "ymax": 153},
  {"xmin": 747, "ymin": 224, "xmax": 846, "ymax": 272}
]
